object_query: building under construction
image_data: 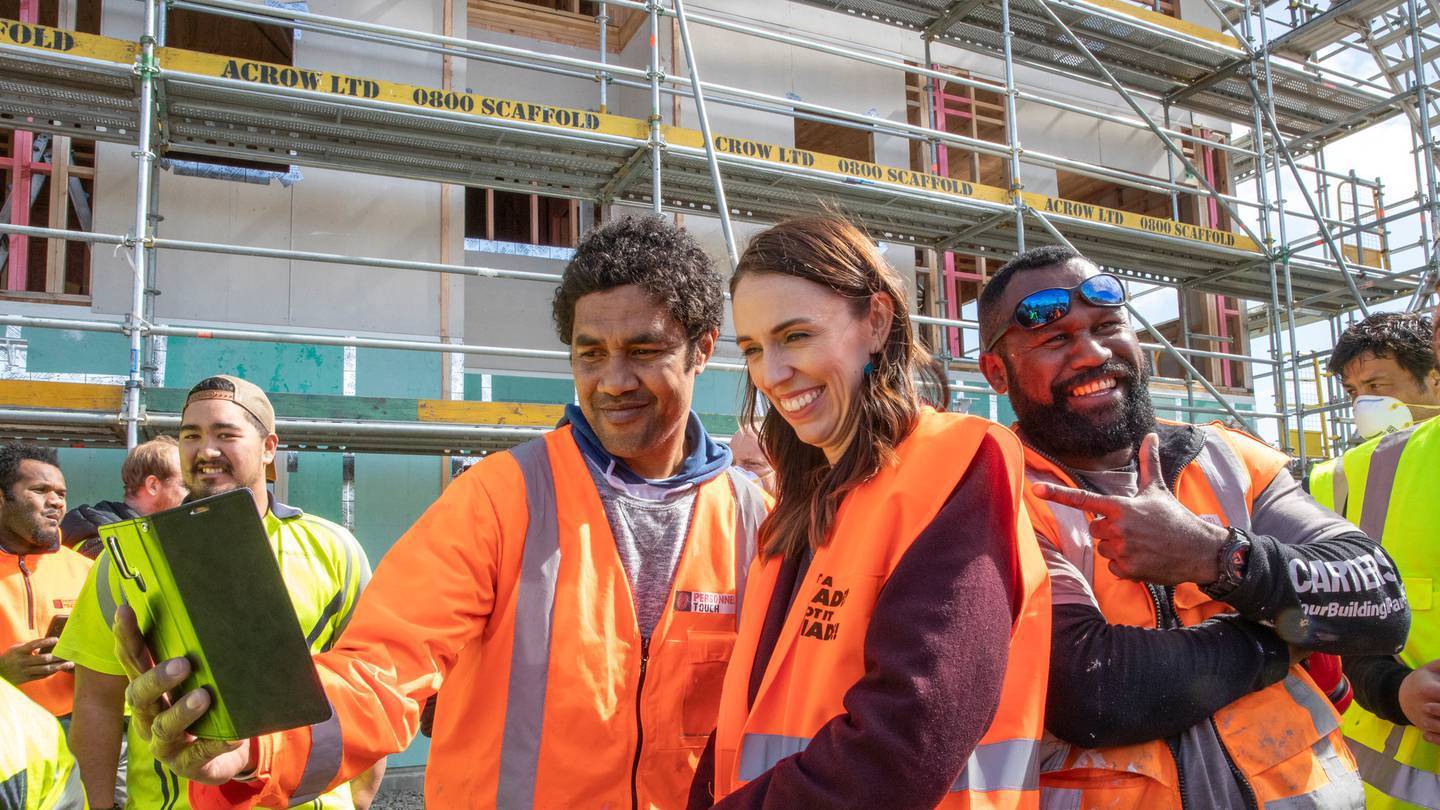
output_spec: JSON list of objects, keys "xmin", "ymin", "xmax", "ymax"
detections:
[{"xmin": 0, "ymin": 0, "xmax": 1435, "ymax": 768}]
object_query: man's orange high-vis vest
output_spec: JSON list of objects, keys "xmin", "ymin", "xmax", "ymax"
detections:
[
  {"xmin": 241, "ymin": 426, "xmax": 768, "ymax": 810},
  {"xmin": 1025, "ymin": 421, "xmax": 1363, "ymax": 810},
  {"xmin": 713, "ymin": 410, "xmax": 1051, "ymax": 808}
]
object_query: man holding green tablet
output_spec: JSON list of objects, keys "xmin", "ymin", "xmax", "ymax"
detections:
[
  {"xmin": 58, "ymin": 376, "xmax": 383, "ymax": 810},
  {"xmin": 120, "ymin": 217, "xmax": 768, "ymax": 810}
]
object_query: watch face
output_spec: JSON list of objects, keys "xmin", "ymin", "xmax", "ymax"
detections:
[{"xmin": 1226, "ymin": 544, "xmax": 1248, "ymax": 571}]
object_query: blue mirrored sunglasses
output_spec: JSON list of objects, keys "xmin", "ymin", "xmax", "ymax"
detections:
[{"xmin": 985, "ymin": 273, "xmax": 1127, "ymax": 351}]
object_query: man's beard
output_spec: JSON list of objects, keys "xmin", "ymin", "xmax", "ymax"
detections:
[
  {"xmin": 29, "ymin": 520, "xmax": 60, "ymax": 550},
  {"xmin": 189, "ymin": 479, "xmax": 235, "ymax": 498},
  {"xmin": 185, "ymin": 461, "xmax": 243, "ymax": 499},
  {"xmin": 1007, "ymin": 356, "xmax": 1157, "ymax": 461},
  {"xmin": 2, "ymin": 506, "xmax": 60, "ymax": 552}
]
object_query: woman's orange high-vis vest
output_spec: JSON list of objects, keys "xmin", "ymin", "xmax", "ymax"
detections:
[
  {"xmin": 713, "ymin": 410, "xmax": 1052, "ymax": 809},
  {"xmin": 1024, "ymin": 422, "xmax": 1364, "ymax": 810},
  {"xmin": 245, "ymin": 425, "xmax": 769, "ymax": 810}
]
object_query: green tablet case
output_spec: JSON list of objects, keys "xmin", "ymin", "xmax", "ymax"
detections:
[{"xmin": 101, "ymin": 489, "xmax": 331, "ymax": 740}]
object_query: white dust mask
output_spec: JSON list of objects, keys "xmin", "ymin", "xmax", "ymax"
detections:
[{"xmin": 1351, "ymin": 395, "xmax": 1414, "ymax": 440}]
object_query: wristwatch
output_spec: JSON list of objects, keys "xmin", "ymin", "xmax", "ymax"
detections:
[{"xmin": 1202, "ymin": 527, "xmax": 1252, "ymax": 597}]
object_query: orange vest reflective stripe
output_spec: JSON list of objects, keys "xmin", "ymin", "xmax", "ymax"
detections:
[
  {"xmin": 417, "ymin": 427, "xmax": 766, "ymax": 809},
  {"xmin": 1024, "ymin": 421, "xmax": 1364, "ymax": 810},
  {"xmin": 713, "ymin": 410, "xmax": 1051, "ymax": 808}
]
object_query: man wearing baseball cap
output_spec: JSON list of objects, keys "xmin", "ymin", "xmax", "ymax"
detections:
[{"xmin": 56, "ymin": 376, "xmax": 385, "ymax": 810}]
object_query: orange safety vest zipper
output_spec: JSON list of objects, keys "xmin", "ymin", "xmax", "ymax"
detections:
[
  {"xmin": 17, "ymin": 556, "xmax": 33, "ymax": 631},
  {"xmin": 631, "ymin": 636, "xmax": 649, "ymax": 810}
]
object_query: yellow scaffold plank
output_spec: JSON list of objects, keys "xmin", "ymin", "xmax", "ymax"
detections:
[
  {"xmin": 416, "ymin": 400, "xmax": 565, "ymax": 427},
  {"xmin": 0, "ymin": 380, "xmax": 125, "ymax": 411},
  {"xmin": 0, "ymin": 18, "xmax": 136, "ymax": 63},
  {"xmin": 158, "ymin": 47, "xmax": 653, "ymax": 141},
  {"xmin": 1080, "ymin": 0, "xmax": 1241, "ymax": 50},
  {"xmin": 5, "ymin": 21, "xmax": 1261, "ymax": 255}
]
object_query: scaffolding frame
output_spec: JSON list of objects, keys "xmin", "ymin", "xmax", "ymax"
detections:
[{"xmin": 0, "ymin": 0, "xmax": 1433, "ymax": 464}]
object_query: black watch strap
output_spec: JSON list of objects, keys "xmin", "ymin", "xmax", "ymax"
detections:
[{"xmin": 1203, "ymin": 527, "xmax": 1251, "ymax": 597}]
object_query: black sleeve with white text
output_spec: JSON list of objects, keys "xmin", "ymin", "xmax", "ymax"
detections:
[{"xmin": 1219, "ymin": 470, "xmax": 1409, "ymax": 655}]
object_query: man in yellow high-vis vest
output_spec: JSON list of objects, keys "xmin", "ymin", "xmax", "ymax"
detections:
[
  {"xmin": 0, "ymin": 676, "xmax": 83, "ymax": 809},
  {"xmin": 1316, "ymin": 301, "xmax": 1440, "ymax": 809},
  {"xmin": 1310, "ymin": 312, "xmax": 1440, "ymax": 512}
]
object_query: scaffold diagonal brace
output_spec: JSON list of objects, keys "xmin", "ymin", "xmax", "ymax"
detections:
[
  {"xmin": 936, "ymin": 211, "xmax": 1014, "ymax": 252},
  {"xmin": 1025, "ymin": 0, "xmax": 1270, "ymax": 253}
]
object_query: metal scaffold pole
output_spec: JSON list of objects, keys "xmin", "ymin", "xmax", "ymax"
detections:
[
  {"xmin": 1235, "ymin": 3, "xmax": 1289, "ymax": 451},
  {"xmin": 1163, "ymin": 103, "xmax": 1182, "ymax": 222},
  {"xmin": 1248, "ymin": 3, "xmax": 1311, "ymax": 464},
  {"xmin": 597, "ymin": 1, "xmax": 610, "ymax": 113},
  {"xmin": 142, "ymin": 2, "xmax": 167, "ymax": 391},
  {"xmin": 1238, "ymin": 2, "xmax": 1292, "ymax": 453},
  {"xmin": 1000, "ymin": 0, "xmax": 1026, "ymax": 250},
  {"xmin": 125, "ymin": 0, "xmax": 160, "ymax": 449},
  {"xmin": 1406, "ymin": 0, "xmax": 1439, "ymax": 310},
  {"xmin": 647, "ymin": 0, "xmax": 664, "ymax": 215},
  {"xmin": 922, "ymin": 36, "xmax": 940, "ymax": 179},
  {"xmin": 921, "ymin": 34, "xmax": 951, "ymax": 356},
  {"xmin": 671, "ymin": 0, "xmax": 738, "ymax": 269}
]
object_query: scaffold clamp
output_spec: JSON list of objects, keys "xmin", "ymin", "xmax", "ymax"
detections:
[
  {"xmin": 133, "ymin": 50, "xmax": 159, "ymax": 78},
  {"xmin": 121, "ymin": 231, "xmax": 156, "ymax": 250}
]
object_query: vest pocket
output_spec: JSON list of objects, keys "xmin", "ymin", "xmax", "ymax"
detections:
[
  {"xmin": 681, "ymin": 628, "xmax": 737, "ymax": 741},
  {"xmin": 1403, "ymin": 577, "xmax": 1432, "ymax": 611}
]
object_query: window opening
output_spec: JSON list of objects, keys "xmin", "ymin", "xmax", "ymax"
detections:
[
  {"xmin": 465, "ymin": 187, "xmax": 583, "ymax": 249},
  {"xmin": 0, "ymin": 0, "xmax": 99, "ymax": 301},
  {"xmin": 1181, "ymin": 128, "xmax": 1231, "ymax": 231},
  {"xmin": 469, "ymin": 0, "xmax": 644, "ymax": 52},
  {"xmin": 163, "ymin": 7, "xmax": 295, "ymax": 173},
  {"xmin": 166, "ymin": 7, "xmax": 294, "ymax": 64},
  {"xmin": 906, "ymin": 65, "xmax": 1007, "ymax": 357},
  {"xmin": 794, "ymin": 118, "xmax": 875, "ymax": 163},
  {"xmin": 1153, "ymin": 291, "xmax": 1249, "ymax": 390}
]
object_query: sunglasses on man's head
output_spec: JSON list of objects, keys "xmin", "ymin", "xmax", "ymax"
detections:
[{"xmin": 984, "ymin": 273, "xmax": 1127, "ymax": 352}]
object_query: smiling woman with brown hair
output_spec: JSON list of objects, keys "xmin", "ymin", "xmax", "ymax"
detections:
[{"xmin": 688, "ymin": 215, "xmax": 1052, "ymax": 810}]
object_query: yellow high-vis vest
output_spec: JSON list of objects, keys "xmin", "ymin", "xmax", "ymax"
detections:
[
  {"xmin": 0, "ymin": 678, "xmax": 83, "ymax": 810},
  {"xmin": 1321, "ymin": 418, "xmax": 1440, "ymax": 809}
]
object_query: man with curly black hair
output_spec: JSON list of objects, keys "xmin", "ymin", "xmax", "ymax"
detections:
[
  {"xmin": 0, "ymin": 443, "xmax": 90, "ymax": 720},
  {"xmin": 1326, "ymin": 311, "xmax": 1440, "ymax": 429},
  {"xmin": 128, "ymin": 216, "xmax": 769, "ymax": 810},
  {"xmin": 552, "ymin": 213, "xmax": 724, "ymax": 364}
]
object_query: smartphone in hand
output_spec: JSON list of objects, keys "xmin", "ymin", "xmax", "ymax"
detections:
[{"xmin": 44, "ymin": 614, "xmax": 68, "ymax": 640}]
